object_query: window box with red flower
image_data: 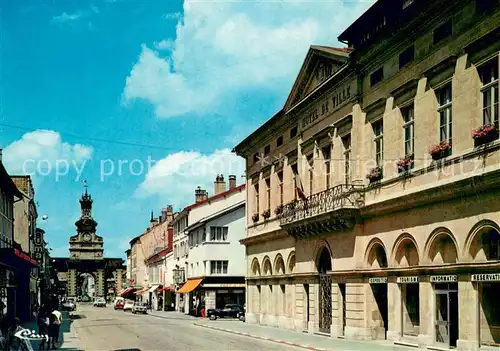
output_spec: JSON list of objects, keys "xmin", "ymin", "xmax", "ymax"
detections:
[
  {"xmin": 366, "ymin": 166, "xmax": 383, "ymax": 183},
  {"xmin": 262, "ymin": 209, "xmax": 271, "ymax": 220},
  {"xmin": 473, "ymin": 124, "xmax": 499, "ymax": 146},
  {"xmin": 251, "ymin": 213, "xmax": 259, "ymax": 223},
  {"xmin": 274, "ymin": 204, "xmax": 283, "ymax": 216},
  {"xmin": 396, "ymin": 154, "xmax": 414, "ymax": 173},
  {"xmin": 429, "ymin": 141, "xmax": 452, "ymax": 160}
]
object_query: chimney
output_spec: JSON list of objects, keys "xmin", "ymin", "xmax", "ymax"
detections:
[
  {"xmin": 214, "ymin": 174, "xmax": 226, "ymax": 195},
  {"xmin": 160, "ymin": 208, "xmax": 168, "ymax": 223},
  {"xmin": 149, "ymin": 211, "xmax": 158, "ymax": 228},
  {"xmin": 228, "ymin": 175, "xmax": 237, "ymax": 190},
  {"xmin": 195, "ymin": 186, "xmax": 208, "ymax": 203},
  {"xmin": 166, "ymin": 205, "xmax": 174, "ymax": 223}
]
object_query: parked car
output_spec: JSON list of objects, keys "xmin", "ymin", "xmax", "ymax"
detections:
[
  {"xmin": 94, "ymin": 298, "xmax": 106, "ymax": 307},
  {"xmin": 131, "ymin": 302, "xmax": 147, "ymax": 314},
  {"xmin": 207, "ymin": 304, "xmax": 244, "ymax": 320},
  {"xmin": 62, "ymin": 299, "xmax": 76, "ymax": 311},
  {"xmin": 123, "ymin": 300, "xmax": 134, "ymax": 312},
  {"xmin": 114, "ymin": 299, "xmax": 124, "ymax": 310}
]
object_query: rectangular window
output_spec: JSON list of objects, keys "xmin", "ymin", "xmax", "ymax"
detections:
[
  {"xmin": 342, "ymin": 135, "xmax": 351, "ymax": 185},
  {"xmin": 277, "ymin": 171, "xmax": 283, "ymax": 205},
  {"xmin": 265, "ymin": 178, "xmax": 271, "ymax": 211},
  {"xmin": 210, "ymin": 260, "xmax": 228, "ymax": 274},
  {"xmin": 433, "ymin": 20, "xmax": 452, "ymax": 45},
  {"xmin": 254, "ymin": 184, "xmax": 259, "ymax": 213},
  {"xmin": 399, "ymin": 45, "xmax": 415, "ymax": 69},
  {"xmin": 264, "ymin": 145, "xmax": 270, "ymax": 156},
  {"xmin": 209, "ymin": 227, "xmax": 228, "ymax": 241},
  {"xmin": 402, "ymin": 105, "xmax": 415, "ymax": 157},
  {"xmin": 290, "ymin": 126, "xmax": 298, "ymax": 139},
  {"xmin": 373, "ymin": 120, "xmax": 384, "ymax": 166},
  {"xmin": 438, "ymin": 83, "xmax": 453, "ymax": 145},
  {"xmin": 276, "ymin": 136, "xmax": 283, "ymax": 147},
  {"xmin": 322, "ymin": 145, "xmax": 331, "ymax": 190},
  {"xmin": 479, "ymin": 57, "xmax": 499, "ymax": 125},
  {"xmin": 253, "ymin": 153, "xmax": 259, "ymax": 163},
  {"xmin": 370, "ymin": 67, "xmax": 384, "ymax": 87},
  {"xmin": 307, "ymin": 155, "xmax": 314, "ymax": 195}
]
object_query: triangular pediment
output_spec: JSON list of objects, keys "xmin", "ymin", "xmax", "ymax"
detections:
[{"xmin": 284, "ymin": 45, "xmax": 351, "ymax": 112}]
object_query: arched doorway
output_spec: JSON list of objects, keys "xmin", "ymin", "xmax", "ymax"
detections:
[
  {"xmin": 78, "ymin": 272, "xmax": 96, "ymax": 302},
  {"xmin": 317, "ymin": 247, "xmax": 332, "ymax": 334}
]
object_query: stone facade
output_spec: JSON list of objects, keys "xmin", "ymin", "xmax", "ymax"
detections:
[{"xmin": 235, "ymin": 1, "xmax": 500, "ymax": 350}]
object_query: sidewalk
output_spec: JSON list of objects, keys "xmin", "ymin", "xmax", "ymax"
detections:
[
  {"xmin": 194, "ymin": 320, "xmax": 410, "ymax": 351},
  {"xmin": 22, "ymin": 312, "xmax": 82, "ymax": 351},
  {"xmin": 148, "ymin": 309, "xmax": 199, "ymax": 321}
]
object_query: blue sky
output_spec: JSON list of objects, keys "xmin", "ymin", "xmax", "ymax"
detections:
[{"xmin": 0, "ymin": 0, "xmax": 373, "ymax": 258}]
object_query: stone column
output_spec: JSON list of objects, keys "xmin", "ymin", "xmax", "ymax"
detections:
[
  {"xmin": 330, "ymin": 281, "xmax": 343, "ymax": 337},
  {"xmin": 294, "ymin": 283, "xmax": 304, "ymax": 332},
  {"xmin": 456, "ymin": 277, "xmax": 479, "ymax": 351},
  {"xmin": 345, "ymin": 279, "xmax": 372, "ymax": 340},
  {"xmin": 67, "ymin": 269, "xmax": 77, "ymax": 298},
  {"xmin": 96, "ymin": 269, "xmax": 104, "ymax": 297},
  {"xmin": 417, "ymin": 277, "xmax": 433, "ymax": 348},
  {"xmin": 387, "ymin": 279, "xmax": 402, "ymax": 341}
]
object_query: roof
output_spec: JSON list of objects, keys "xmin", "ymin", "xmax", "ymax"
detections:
[
  {"xmin": 338, "ymin": 0, "xmax": 388, "ymax": 44},
  {"xmin": 145, "ymin": 246, "xmax": 172, "ymax": 264},
  {"xmin": 310, "ymin": 45, "xmax": 352, "ymax": 56},
  {"xmin": 129, "ymin": 235, "xmax": 141, "ymax": 246},
  {"xmin": 0, "ymin": 162, "xmax": 22, "ymax": 198},
  {"xmin": 184, "ymin": 184, "xmax": 245, "ymax": 212},
  {"xmin": 185, "ymin": 200, "xmax": 245, "ymax": 233}
]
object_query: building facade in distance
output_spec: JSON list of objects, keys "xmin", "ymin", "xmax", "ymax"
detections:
[{"xmin": 235, "ymin": 1, "xmax": 500, "ymax": 350}]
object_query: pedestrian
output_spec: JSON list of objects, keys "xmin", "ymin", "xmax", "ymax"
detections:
[
  {"xmin": 37, "ymin": 308, "xmax": 49, "ymax": 351},
  {"xmin": 49, "ymin": 308, "xmax": 62, "ymax": 350}
]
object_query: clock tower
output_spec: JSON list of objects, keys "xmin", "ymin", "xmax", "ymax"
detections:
[{"xmin": 69, "ymin": 188, "xmax": 104, "ymax": 259}]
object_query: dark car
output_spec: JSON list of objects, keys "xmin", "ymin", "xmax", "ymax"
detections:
[{"xmin": 207, "ymin": 304, "xmax": 245, "ymax": 320}]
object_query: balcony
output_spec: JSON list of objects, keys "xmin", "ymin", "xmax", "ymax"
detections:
[{"xmin": 279, "ymin": 184, "xmax": 365, "ymax": 237}]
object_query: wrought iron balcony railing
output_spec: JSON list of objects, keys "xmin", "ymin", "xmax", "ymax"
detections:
[{"xmin": 279, "ymin": 184, "xmax": 365, "ymax": 226}]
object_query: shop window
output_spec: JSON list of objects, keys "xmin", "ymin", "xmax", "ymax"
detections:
[
  {"xmin": 290, "ymin": 126, "xmax": 298, "ymax": 139},
  {"xmin": 280, "ymin": 285, "xmax": 286, "ymax": 315},
  {"xmin": 481, "ymin": 283, "xmax": 500, "ymax": 327},
  {"xmin": 479, "ymin": 56, "xmax": 499, "ymax": 126},
  {"xmin": 370, "ymin": 67, "xmax": 384, "ymax": 87},
  {"xmin": 209, "ymin": 226, "xmax": 228, "ymax": 241},
  {"xmin": 403, "ymin": 284, "xmax": 420, "ymax": 336},
  {"xmin": 433, "ymin": 20, "xmax": 452, "ymax": 45},
  {"xmin": 399, "ymin": 45, "xmax": 415, "ymax": 69}
]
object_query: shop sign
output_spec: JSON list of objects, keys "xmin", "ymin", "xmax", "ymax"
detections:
[
  {"xmin": 203, "ymin": 283, "xmax": 246, "ymax": 288},
  {"xmin": 430, "ymin": 275, "xmax": 457, "ymax": 283},
  {"xmin": 397, "ymin": 276, "xmax": 419, "ymax": 284},
  {"xmin": 471, "ymin": 273, "xmax": 500, "ymax": 282},
  {"xmin": 14, "ymin": 249, "xmax": 38, "ymax": 266},
  {"xmin": 217, "ymin": 290, "xmax": 229, "ymax": 294},
  {"xmin": 33, "ymin": 230, "xmax": 44, "ymax": 261},
  {"xmin": 368, "ymin": 277, "xmax": 387, "ymax": 284}
]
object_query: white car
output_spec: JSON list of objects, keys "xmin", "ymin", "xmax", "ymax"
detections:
[
  {"xmin": 93, "ymin": 298, "xmax": 106, "ymax": 307},
  {"xmin": 123, "ymin": 300, "xmax": 134, "ymax": 311},
  {"xmin": 131, "ymin": 302, "xmax": 147, "ymax": 314},
  {"xmin": 62, "ymin": 299, "xmax": 76, "ymax": 311}
]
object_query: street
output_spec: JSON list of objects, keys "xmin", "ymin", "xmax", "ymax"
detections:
[{"xmin": 67, "ymin": 304, "xmax": 300, "ymax": 350}]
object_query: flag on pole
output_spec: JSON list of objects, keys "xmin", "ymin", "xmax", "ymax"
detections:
[{"xmin": 295, "ymin": 171, "xmax": 307, "ymax": 201}]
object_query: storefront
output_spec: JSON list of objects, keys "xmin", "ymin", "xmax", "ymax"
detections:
[{"xmin": 472, "ymin": 273, "xmax": 500, "ymax": 347}]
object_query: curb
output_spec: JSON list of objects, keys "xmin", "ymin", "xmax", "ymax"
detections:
[{"xmin": 193, "ymin": 323, "xmax": 332, "ymax": 351}]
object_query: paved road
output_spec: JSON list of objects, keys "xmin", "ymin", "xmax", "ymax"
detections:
[{"xmin": 70, "ymin": 304, "xmax": 299, "ymax": 350}]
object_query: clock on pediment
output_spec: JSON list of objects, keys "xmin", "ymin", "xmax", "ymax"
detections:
[{"xmin": 82, "ymin": 232, "xmax": 91, "ymax": 242}]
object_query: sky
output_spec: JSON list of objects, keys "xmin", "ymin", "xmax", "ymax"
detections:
[{"xmin": 0, "ymin": 0, "xmax": 374, "ymax": 259}]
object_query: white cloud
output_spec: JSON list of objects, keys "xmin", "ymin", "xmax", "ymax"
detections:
[
  {"xmin": 154, "ymin": 39, "xmax": 175, "ymax": 51},
  {"xmin": 123, "ymin": 0, "xmax": 375, "ymax": 118},
  {"xmin": 135, "ymin": 149, "xmax": 244, "ymax": 207},
  {"xmin": 52, "ymin": 6, "xmax": 99, "ymax": 24},
  {"xmin": 163, "ymin": 12, "xmax": 182, "ymax": 20},
  {"xmin": 2, "ymin": 130, "xmax": 93, "ymax": 176},
  {"xmin": 52, "ymin": 11, "xmax": 83, "ymax": 23}
]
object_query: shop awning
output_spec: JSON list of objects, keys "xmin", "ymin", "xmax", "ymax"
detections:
[
  {"xmin": 120, "ymin": 287, "xmax": 133, "ymax": 296},
  {"xmin": 177, "ymin": 278, "xmax": 203, "ymax": 294},
  {"xmin": 160, "ymin": 286, "xmax": 171, "ymax": 292},
  {"xmin": 135, "ymin": 287, "xmax": 149, "ymax": 295},
  {"xmin": 148, "ymin": 284, "xmax": 161, "ymax": 293}
]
